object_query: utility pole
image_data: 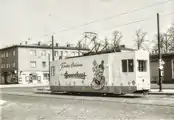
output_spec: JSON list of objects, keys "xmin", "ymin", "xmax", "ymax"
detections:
[
  {"xmin": 48, "ymin": 53, "xmax": 51, "ymax": 82},
  {"xmin": 157, "ymin": 13, "xmax": 162, "ymax": 92},
  {"xmin": 52, "ymin": 35, "xmax": 54, "ymax": 61}
]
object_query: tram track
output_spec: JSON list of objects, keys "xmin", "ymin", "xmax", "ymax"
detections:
[{"xmin": 1, "ymin": 91, "xmax": 174, "ymax": 108}]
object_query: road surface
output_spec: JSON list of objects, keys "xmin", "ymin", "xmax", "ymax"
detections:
[{"xmin": 1, "ymin": 87, "xmax": 174, "ymax": 120}]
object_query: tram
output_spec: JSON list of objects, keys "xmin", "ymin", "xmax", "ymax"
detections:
[{"xmin": 49, "ymin": 50, "xmax": 150, "ymax": 94}]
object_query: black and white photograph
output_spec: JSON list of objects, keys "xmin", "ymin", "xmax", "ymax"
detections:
[{"xmin": 0, "ymin": 0, "xmax": 174, "ymax": 120}]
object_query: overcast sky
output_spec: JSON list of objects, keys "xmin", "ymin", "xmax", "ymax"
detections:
[{"xmin": 0, "ymin": 0, "xmax": 173, "ymax": 49}]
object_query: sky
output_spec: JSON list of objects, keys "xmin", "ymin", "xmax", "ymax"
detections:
[{"xmin": 0, "ymin": 0, "xmax": 174, "ymax": 49}]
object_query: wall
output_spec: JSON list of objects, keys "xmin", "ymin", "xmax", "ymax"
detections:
[
  {"xmin": 150, "ymin": 58, "xmax": 173, "ymax": 83},
  {"xmin": 163, "ymin": 58, "xmax": 172, "ymax": 82},
  {"xmin": 150, "ymin": 61, "xmax": 159, "ymax": 83}
]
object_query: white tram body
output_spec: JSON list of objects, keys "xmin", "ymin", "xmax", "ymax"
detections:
[{"xmin": 50, "ymin": 50, "xmax": 150, "ymax": 94}]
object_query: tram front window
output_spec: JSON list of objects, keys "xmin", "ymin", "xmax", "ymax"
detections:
[{"xmin": 138, "ymin": 60, "xmax": 147, "ymax": 72}]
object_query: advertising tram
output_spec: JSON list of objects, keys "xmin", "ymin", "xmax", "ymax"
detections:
[{"xmin": 49, "ymin": 50, "xmax": 150, "ymax": 95}]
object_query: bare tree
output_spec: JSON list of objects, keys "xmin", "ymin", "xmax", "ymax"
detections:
[
  {"xmin": 167, "ymin": 23, "xmax": 174, "ymax": 48},
  {"xmin": 112, "ymin": 30, "xmax": 123, "ymax": 50},
  {"xmin": 153, "ymin": 23, "xmax": 174, "ymax": 53},
  {"xmin": 134, "ymin": 29, "xmax": 148, "ymax": 50}
]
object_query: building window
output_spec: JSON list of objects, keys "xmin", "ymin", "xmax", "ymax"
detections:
[
  {"xmin": 6, "ymin": 64, "xmax": 10, "ymax": 68},
  {"xmin": 72, "ymin": 52, "xmax": 75, "ymax": 56},
  {"xmin": 30, "ymin": 61, "xmax": 36, "ymax": 68},
  {"xmin": 6, "ymin": 52, "xmax": 8, "ymax": 57},
  {"xmin": 13, "ymin": 62, "xmax": 15, "ymax": 67},
  {"xmin": 1, "ymin": 64, "xmax": 3, "ymax": 68},
  {"xmin": 0, "ymin": 53, "xmax": 3, "ymax": 58},
  {"xmin": 32, "ymin": 74, "xmax": 38, "ymax": 80},
  {"xmin": 65, "ymin": 51, "xmax": 68, "ymax": 57},
  {"xmin": 122, "ymin": 59, "xmax": 134, "ymax": 72},
  {"xmin": 138, "ymin": 60, "xmax": 147, "ymax": 72},
  {"xmin": 13, "ymin": 50, "xmax": 16, "ymax": 56},
  {"xmin": 43, "ymin": 73, "xmax": 49, "ymax": 80},
  {"xmin": 55, "ymin": 51, "xmax": 58, "ymax": 56},
  {"xmin": 51, "ymin": 66, "xmax": 55, "ymax": 76},
  {"xmin": 1, "ymin": 52, "xmax": 5, "ymax": 58},
  {"xmin": 41, "ymin": 50, "xmax": 46, "ymax": 56},
  {"xmin": 59, "ymin": 51, "xmax": 63, "ymax": 59},
  {"xmin": 30, "ymin": 50, "xmax": 36, "ymax": 56},
  {"xmin": 42, "ymin": 61, "xmax": 46, "ymax": 68},
  {"xmin": 3, "ymin": 64, "xmax": 5, "ymax": 68}
]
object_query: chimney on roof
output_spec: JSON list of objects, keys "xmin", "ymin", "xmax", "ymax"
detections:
[
  {"xmin": 25, "ymin": 41, "xmax": 27, "ymax": 45},
  {"xmin": 20, "ymin": 43, "xmax": 22, "ymax": 45},
  {"xmin": 67, "ymin": 44, "xmax": 70, "ymax": 47},
  {"xmin": 56, "ymin": 43, "xmax": 59, "ymax": 47},
  {"xmin": 38, "ymin": 42, "xmax": 41, "ymax": 46},
  {"xmin": 120, "ymin": 45, "xmax": 125, "ymax": 48}
]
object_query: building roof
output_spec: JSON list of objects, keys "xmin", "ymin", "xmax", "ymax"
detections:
[
  {"xmin": 0, "ymin": 44, "xmax": 90, "ymax": 51},
  {"xmin": 67, "ymin": 46, "xmax": 136, "ymax": 59},
  {"xmin": 150, "ymin": 52, "xmax": 174, "ymax": 59}
]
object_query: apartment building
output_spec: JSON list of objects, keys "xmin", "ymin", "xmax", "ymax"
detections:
[{"xmin": 0, "ymin": 44, "xmax": 89, "ymax": 84}]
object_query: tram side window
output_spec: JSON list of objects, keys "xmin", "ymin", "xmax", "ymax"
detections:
[
  {"xmin": 138, "ymin": 60, "xmax": 147, "ymax": 72},
  {"xmin": 122, "ymin": 59, "xmax": 134, "ymax": 72},
  {"xmin": 51, "ymin": 66, "xmax": 55, "ymax": 76},
  {"xmin": 128, "ymin": 59, "xmax": 134, "ymax": 72},
  {"xmin": 122, "ymin": 60, "xmax": 127, "ymax": 72}
]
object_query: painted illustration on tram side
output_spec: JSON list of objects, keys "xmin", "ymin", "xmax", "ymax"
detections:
[{"xmin": 91, "ymin": 60, "xmax": 106, "ymax": 90}]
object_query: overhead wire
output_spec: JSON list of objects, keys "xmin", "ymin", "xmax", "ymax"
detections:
[
  {"xmin": 58, "ymin": 0, "xmax": 173, "ymax": 33},
  {"xmin": 98, "ymin": 12, "xmax": 174, "ymax": 33},
  {"xmin": 81, "ymin": 12, "xmax": 174, "ymax": 49}
]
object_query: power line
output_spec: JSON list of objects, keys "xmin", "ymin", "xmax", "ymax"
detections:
[
  {"xmin": 58, "ymin": 0, "xmax": 173, "ymax": 32},
  {"xmin": 66, "ymin": 12, "xmax": 174, "ymax": 47},
  {"xmin": 77, "ymin": 12, "xmax": 174, "ymax": 45},
  {"xmin": 100, "ymin": 12, "xmax": 174, "ymax": 31}
]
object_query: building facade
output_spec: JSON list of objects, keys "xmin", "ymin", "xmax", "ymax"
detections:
[
  {"xmin": 150, "ymin": 52, "xmax": 174, "ymax": 84},
  {"xmin": 0, "ymin": 53, "xmax": 2, "ymax": 84},
  {"xmin": 0, "ymin": 46, "xmax": 18, "ymax": 84},
  {"xmin": 0, "ymin": 45, "xmax": 89, "ymax": 84}
]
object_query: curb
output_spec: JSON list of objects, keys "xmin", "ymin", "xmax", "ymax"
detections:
[{"xmin": 149, "ymin": 92, "xmax": 174, "ymax": 95}]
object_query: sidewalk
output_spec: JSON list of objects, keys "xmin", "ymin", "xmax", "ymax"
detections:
[
  {"xmin": 149, "ymin": 89, "xmax": 174, "ymax": 95},
  {"xmin": 0, "ymin": 83, "xmax": 49, "ymax": 88},
  {"xmin": 151, "ymin": 84, "xmax": 174, "ymax": 89}
]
